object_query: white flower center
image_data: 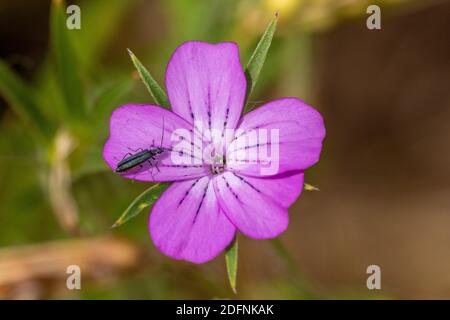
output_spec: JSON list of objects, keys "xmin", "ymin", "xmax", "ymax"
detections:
[{"xmin": 210, "ymin": 154, "xmax": 225, "ymax": 175}]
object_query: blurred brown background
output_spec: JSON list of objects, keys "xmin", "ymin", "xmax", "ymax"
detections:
[{"xmin": 0, "ymin": 0, "xmax": 449, "ymax": 299}]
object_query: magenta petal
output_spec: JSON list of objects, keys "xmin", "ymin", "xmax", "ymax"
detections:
[
  {"xmin": 227, "ymin": 98, "xmax": 325, "ymax": 177},
  {"xmin": 213, "ymin": 172, "xmax": 290, "ymax": 239},
  {"xmin": 237, "ymin": 171, "xmax": 304, "ymax": 208},
  {"xmin": 165, "ymin": 41, "xmax": 246, "ymax": 141},
  {"xmin": 103, "ymin": 104, "xmax": 208, "ymax": 182},
  {"xmin": 149, "ymin": 176, "xmax": 236, "ymax": 263}
]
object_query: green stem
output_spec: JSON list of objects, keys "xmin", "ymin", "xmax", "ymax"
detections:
[{"xmin": 270, "ymin": 238, "xmax": 319, "ymax": 299}]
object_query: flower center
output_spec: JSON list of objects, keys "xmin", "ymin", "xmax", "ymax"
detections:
[{"xmin": 210, "ymin": 154, "xmax": 226, "ymax": 175}]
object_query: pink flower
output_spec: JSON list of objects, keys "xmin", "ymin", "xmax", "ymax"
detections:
[{"xmin": 103, "ymin": 42, "xmax": 325, "ymax": 263}]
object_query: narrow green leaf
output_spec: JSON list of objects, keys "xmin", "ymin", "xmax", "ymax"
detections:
[
  {"xmin": 244, "ymin": 13, "xmax": 278, "ymax": 111},
  {"xmin": 0, "ymin": 60, "xmax": 53, "ymax": 140},
  {"xmin": 304, "ymin": 183, "xmax": 319, "ymax": 191},
  {"xmin": 50, "ymin": 0, "xmax": 86, "ymax": 120},
  {"xmin": 111, "ymin": 183, "xmax": 168, "ymax": 228},
  {"xmin": 225, "ymin": 236, "xmax": 238, "ymax": 294},
  {"xmin": 128, "ymin": 49, "xmax": 170, "ymax": 109}
]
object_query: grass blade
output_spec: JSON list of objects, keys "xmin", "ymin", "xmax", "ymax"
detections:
[
  {"xmin": 111, "ymin": 183, "xmax": 168, "ymax": 228},
  {"xmin": 244, "ymin": 13, "xmax": 278, "ymax": 111},
  {"xmin": 128, "ymin": 49, "xmax": 170, "ymax": 109},
  {"xmin": 225, "ymin": 236, "xmax": 238, "ymax": 294},
  {"xmin": 50, "ymin": 0, "xmax": 86, "ymax": 120},
  {"xmin": 0, "ymin": 60, "xmax": 53, "ymax": 140}
]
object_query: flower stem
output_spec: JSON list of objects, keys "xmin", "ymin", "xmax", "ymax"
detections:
[{"xmin": 270, "ymin": 238, "xmax": 319, "ymax": 299}]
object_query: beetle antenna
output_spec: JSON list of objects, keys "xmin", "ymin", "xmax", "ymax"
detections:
[{"xmin": 160, "ymin": 117, "xmax": 165, "ymax": 148}]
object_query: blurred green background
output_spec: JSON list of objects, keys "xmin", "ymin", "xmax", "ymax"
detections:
[{"xmin": 0, "ymin": 0, "xmax": 449, "ymax": 299}]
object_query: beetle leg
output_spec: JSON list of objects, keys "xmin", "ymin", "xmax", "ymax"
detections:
[
  {"xmin": 120, "ymin": 152, "xmax": 133, "ymax": 160},
  {"xmin": 150, "ymin": 157, "xmax": 161, "ymax": 173},
  {"xmin": 149, "ymin": 161, "xmax": 156, "ymax": 181}
]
